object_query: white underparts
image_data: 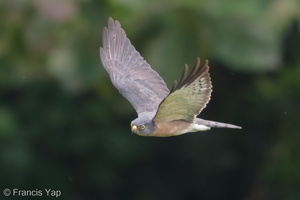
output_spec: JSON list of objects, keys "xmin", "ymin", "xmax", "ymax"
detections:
[{"xmin": 181, "ymin": 123, "xmax": 211, "ymax": 134}]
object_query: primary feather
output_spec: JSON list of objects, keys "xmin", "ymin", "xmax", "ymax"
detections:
[
  {"xmin": 153, "ymin": 58, "xmax": 212, "ymax": 123},
  {"xmin": 100, "ymin": 18, "xmax": 169, "ymax": 119}
]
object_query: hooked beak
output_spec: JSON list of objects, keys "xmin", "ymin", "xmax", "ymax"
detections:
[{"xmin": 131, "ymin": 125, "xmax": 138, "ymax": 133}]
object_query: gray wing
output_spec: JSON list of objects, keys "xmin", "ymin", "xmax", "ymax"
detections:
[{"xmin": 100, "ymin": 18, "xmax": 170, "ymax": 118}]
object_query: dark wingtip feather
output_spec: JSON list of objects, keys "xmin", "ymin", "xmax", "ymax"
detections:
[
  {"xmin": 170, "ymin": 58, "xmax": 210, "ymax": 93},
  {"xmin": 170, "ymin": 80, "xmax": 178, "ymax": 93},
  {"xmin": 190, "ymin": 57, "xmax": 200, "ymax": 76},
  {"xmin": 178, "ymin": 64, "xmax": 189, "ymax": 85}
]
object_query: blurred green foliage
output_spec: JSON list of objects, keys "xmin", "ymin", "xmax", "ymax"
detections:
[{"xmin": 1, "ymin": 0, "xmax": 300, "ymax": 199}]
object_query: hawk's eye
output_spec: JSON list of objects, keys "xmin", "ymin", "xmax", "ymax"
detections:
[{"xmin": 140, "ymin": 125, "xmax": 146, "ymax": 130}]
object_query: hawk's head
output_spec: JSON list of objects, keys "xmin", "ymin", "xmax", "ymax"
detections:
[{"xmin": 131, "ymin": 117, "xmax": 155, "ymax": 136}]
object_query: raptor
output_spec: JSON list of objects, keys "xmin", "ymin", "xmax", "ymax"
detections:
[{"xmin": 100, "ymin": 18, "xmax": 241, "ymax": 137}]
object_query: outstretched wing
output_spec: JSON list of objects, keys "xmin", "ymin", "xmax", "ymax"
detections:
[
  {"xmin": 153, "ymin": 58, "xmax": 212, "ymax": 123},
  {"xmin": 100, "ymin": 18, "xmax": 169, "ymax": 118}
]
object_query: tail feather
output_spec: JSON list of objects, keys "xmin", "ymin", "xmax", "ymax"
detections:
[{"xmin": 195, "ymin": 118, "xmax": 242, "ymax": 129}]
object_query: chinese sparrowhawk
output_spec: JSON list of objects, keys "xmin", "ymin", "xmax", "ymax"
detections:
[{"xmin": 100, "ymin": 18, "xmax": 241, "ymax": 137}]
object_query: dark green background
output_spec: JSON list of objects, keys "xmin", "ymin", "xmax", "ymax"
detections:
[{"xmin": 1, "ymin": 0, "xmax": 299, "ymax": 199}]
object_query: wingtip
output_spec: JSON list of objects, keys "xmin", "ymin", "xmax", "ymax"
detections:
[
  {"xmin": 107, "ymin": 17, "xmax": 121, "ymax": 30},
  {"xmin": 170, "ymin": 80, "xmax": 178, "ymax": 93},
  {"xmin": 204, "ymin": 59, "xmax": 209, "ymax": 66},
  {"xmin": 170, "ymin": 57, "xmax": 211, "ymax": 92},
  {"xmin": 108, "ymin": 17, "xmax": 115, "ymax": 24}
]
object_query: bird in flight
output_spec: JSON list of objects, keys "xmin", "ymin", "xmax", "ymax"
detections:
[{"xmin": 100, "ymin": 18, "xmax": 241, "ymax": 137}]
